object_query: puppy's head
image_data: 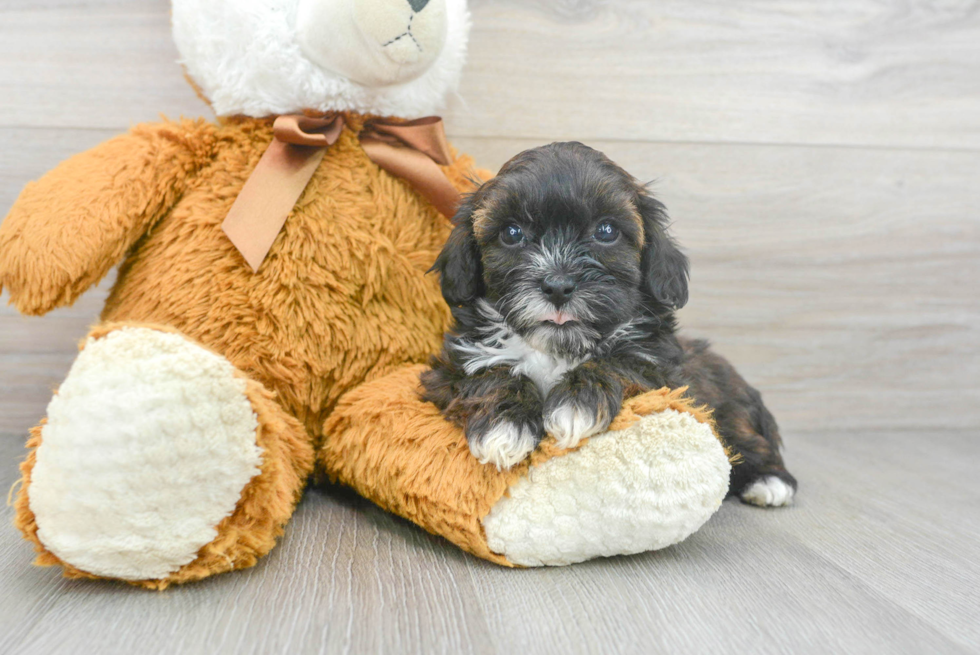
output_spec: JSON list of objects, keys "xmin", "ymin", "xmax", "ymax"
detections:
[{"xmin": 433, "ymin": 142, "xmax": 688, "ymax": 356}]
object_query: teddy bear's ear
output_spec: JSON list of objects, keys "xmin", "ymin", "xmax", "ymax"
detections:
[{"xmin": 430, "ymin": 198, "xmax": 484, "ymax": 306}]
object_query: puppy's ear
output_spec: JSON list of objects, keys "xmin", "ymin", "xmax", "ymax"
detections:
[
  {"xmin": 638, "ymin": 191, "xmax": 689, "ymax": 309},
  {"xmin": 430, "ymin": 198, "xmax": 485, "ymax": 306}
]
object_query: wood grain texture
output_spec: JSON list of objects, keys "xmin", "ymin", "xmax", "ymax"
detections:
[
  {"xmin": 3, "ymin": 1, "xmax": 980, "ymax": 148},
  {"xmin": 0, "ymin": 4, "xmax": 204, "ymax": 130},
  {"xmin": 2, "ymin": 0, "xmax": 979, "ymax": 653},
  {"xmin": 2, "ymin": 432, "xmax": 978, "ymax": 655},
  {"xmin": 449, "ymin": 0, "xmax": 980, "ymax": 148}
]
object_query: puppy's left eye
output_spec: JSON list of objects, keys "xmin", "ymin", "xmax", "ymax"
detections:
[
  {"xmin": 500, "ymin": 224, "xmax": 524, "ymax": 246},
  {"xmin": 593, "ymin": 222, "xmax": 620, "ymax": 244}
]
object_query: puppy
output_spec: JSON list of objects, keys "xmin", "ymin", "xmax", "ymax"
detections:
[{"xmin": 421, "ymin": 142, "xmax": 797, "ymax": 507}]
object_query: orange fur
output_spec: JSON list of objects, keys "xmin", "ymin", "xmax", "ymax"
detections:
[
  {"xmin": 1, "ymin": 113, "xmax": 484, "ymax": 585},
  {"xmin": 2, "ymin": 114, "xmax": 479, "ymax": 437},
  {"xmin": 0, "ymin": 119, "xmax": 218, "ymax": 315},
  {"xmin": 320, "ymin": 365, "xmax": 720, "ymax": 566}
]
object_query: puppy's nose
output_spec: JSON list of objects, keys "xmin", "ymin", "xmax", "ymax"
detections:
[{"xmin": 541, "ymin": 276, "xmax": 577, "ymax": 307}]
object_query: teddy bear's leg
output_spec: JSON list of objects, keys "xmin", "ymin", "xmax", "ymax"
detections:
[
  {"xmin": 319, "ymin": 365, "xmax": 732, "ymax": 567},
  {"xmin": 12, "ymin": 324, "xmax": 314, "ymax": 589}
]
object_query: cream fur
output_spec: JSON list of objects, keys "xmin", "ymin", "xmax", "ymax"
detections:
[
  {"xmin": 482, "ymin": 409, "xmax": 731, "ymax": 566},
  {"xmin": 297, "ymin": 0, "xmax": 448, "ymax": 87},
  {"xmin": 28, "ymin": 328, "xmax": 263, "ymax": 580},
  {"xmin": 172, "ymin": 0, "xmax": 470, "ymax": 118}
]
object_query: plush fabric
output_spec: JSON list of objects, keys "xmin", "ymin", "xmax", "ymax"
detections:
[
  {"xmin": 2, "ymin": 115, "xmax": 485, "ymax": 586},
  {"xmin": 173, "ymin": 0, "xmax": 470, "ymax": 118},
  {"xmin": 320, "ymin": 365, "xmax": 730, "ymax": 566},
  {"xmin": 28, "ymin": 326, "xmax": 264, "ymax": 580},
  {"xmin": 0, "ymin": 115, "xmax": 479, "ymax": 439},
  {"xmin": 14, "ymin": 324, "xmax": 316, "ymax": 590},
  {"xmin": 296, "ymin": 0, "xmax": 449, "ymax": 88},
  {"xmin": 484, "ymin": 409, "xmax": 731, "ymax": 566}
]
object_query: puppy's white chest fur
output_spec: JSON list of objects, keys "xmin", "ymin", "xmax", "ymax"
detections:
[
  {"xmin": 453, "ymin": 302, "xmax": 585, "ymax": 395},
  {"xmin": 461, "ymin": 332, "xmax": 580, "ymax": 395}
]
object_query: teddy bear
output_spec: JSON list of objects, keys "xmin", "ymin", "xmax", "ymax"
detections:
[{"xmin": 0, "ymin": 0, "xmax": 732, "ymax": 589}]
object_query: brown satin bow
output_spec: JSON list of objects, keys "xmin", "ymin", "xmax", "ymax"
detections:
[{"xmin": 222, "ymin": 114, "xmax": 461, "ymax": 272}]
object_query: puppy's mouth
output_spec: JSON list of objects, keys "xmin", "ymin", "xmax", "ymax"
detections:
[{"xmin": 541, "ymin": 311, "xmax": 578, "ymax": 326}]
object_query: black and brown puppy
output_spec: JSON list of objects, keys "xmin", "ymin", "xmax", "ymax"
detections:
[{"xmin": 421, "ymin": 142, "xmax": 797, "ymax": 507}]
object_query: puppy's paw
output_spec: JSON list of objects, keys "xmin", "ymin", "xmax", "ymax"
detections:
[
  {"xmin": 543, "ymin": 366, "xmax": 621, "ymax": 449},
  {"xmin": 740, "ymin": 475, "xmax": 795, "ymax": 507},
  {"xmin": 543, "ymin": 400, "xmax": 607, "ymax": 449},
  {"xmin": 468, "ymin": 420, "xmax": 539, "ymax": 470}
]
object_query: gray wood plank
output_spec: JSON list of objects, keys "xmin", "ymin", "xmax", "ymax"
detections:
[
  {"xmin": 450, "ymin": 0, "xmax": 980, "ymax": 149},
  {"xmin": 5, "ymin": 0, "xmax": 978, "ymax": 154},
  {"xmin": 774, "ymin": 429, "xmax": 980, "ymax": 651},
  {"xmin": 2, "ymin": 1, "xmax": 980, "ymax": 149},
  {"xmin": 3, "ymin": 431, "xmax": 978, "ymax": 655},
  {"xmin": 460, "ymin": 430, "xmax": 980, "ymax": 654},
  {"xmin": 0, "ymin": 436, "xmax": 498, "ymax": 655},
  {"xmin": 466, "ymin": 515, "xmax": 972, "ymax": 655},
  {"xmin": 0, "ymin": 3, "xmax": 206, "ymax": 130}
]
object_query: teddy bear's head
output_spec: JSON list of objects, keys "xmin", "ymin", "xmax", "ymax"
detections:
[{"xmin": 172, "ymin": 0, "xmax": 470, "ymax": 118}]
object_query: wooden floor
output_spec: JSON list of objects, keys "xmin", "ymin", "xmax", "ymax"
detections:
[{"xmin": 2, "ymin": 1, "xmax": 978, "ymax": 653}]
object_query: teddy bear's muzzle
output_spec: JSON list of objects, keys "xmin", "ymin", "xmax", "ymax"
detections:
[{"xmin": 297, "ymin": 0, "xmax": 449, "ymax": 87}]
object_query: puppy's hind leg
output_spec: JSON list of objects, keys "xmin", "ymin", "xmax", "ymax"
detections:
[
  {"xmin": 721, "ymin": 399, "xmax": 797, "ymax": 507},
  {"xmin": 678, "ymin": 338, "xmax": 797, "ymax": 507}
]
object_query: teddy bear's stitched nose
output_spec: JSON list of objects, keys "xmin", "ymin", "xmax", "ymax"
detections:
[{"xmin": 408, "ymin": 0, "xmax": 429, "ymax": 11}]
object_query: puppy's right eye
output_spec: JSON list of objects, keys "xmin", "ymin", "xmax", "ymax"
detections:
[{"xmin": 500, "ymin": 224, "xmax": 524, "ymax": 246}]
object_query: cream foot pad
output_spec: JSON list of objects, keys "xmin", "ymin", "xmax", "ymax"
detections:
[
  {"xmin": 27, "ymin": 327, "xmax": 263, "ymax": 580},
  {"xmin": 483, "ymin": 409, "xmax": 730, "ymax": 566}
]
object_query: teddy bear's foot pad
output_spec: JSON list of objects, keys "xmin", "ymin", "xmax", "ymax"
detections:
[
  {"xmin": 26, "ymin": 327, "xmax": 264, "ymax": 580},
  {"xmin": 482, "ymin": 409, "xmax": 731, "ymax": 566}
]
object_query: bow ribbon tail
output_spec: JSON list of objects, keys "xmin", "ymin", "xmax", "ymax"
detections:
[
  {"xmin": 360, "ymin": 138, "xmax": 461, "ymax": 220},
  {"xmin": 222, "ymin": 114, "xmax": 460, "ymax": 273},
  {"xmin": 222, "ymin": 141, "xmax": 327, "ymax": 272},
  {"xmin": 222, "ymin": 115, "xmax": 343, "ymax": 272}
]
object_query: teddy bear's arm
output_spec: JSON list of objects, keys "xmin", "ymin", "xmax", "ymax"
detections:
[{"xmin": 0, "ymin": 119, "xmax": 218, "ymax": 316}]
